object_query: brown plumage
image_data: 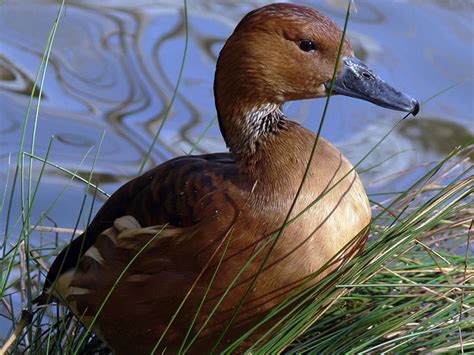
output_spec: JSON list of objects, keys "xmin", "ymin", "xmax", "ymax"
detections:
[{"xmin": 36, "ymin": 3, "xmax": 419, "ymax": 354}]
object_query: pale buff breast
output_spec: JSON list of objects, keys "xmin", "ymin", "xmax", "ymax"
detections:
[{"xmin": 264, "ymin": 137, "xmax": 371, "ymax": 285}]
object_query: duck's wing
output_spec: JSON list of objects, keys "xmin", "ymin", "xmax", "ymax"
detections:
[
  {"xmin": 37, "ymin": 152, "xmax": 247, "ymax": 304},
  {"xmin": 56, "ymin": 207, "xmax": 240, "ymax": 354}
]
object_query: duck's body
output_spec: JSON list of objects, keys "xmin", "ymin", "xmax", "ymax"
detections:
[
  {"xmin": 37, "ymin": 3, "xmax": 418, "ymax": 353},
  {"xmin": 51, "ymin": 121, "xmax": 370, "ymax": 353}
]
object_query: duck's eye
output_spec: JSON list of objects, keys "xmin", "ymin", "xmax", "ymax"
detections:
[{"xmin": 299, "ymin": 39, "xmax": 316, "ymax": 52}]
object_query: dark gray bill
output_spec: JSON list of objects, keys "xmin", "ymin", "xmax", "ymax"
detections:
[{"xmin": 326, "ymin": 57, "xmax": 419, "ymax": 116}]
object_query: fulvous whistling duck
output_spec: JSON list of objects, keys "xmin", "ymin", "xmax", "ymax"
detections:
[{"xmin": 35, "ymin": 3, "xmax": 419, "ymax": 353}]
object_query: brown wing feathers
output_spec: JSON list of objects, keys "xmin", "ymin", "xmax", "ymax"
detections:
[
  {"xmin": 57, "ymin": 191, "xmax": 242, "ymax": 354},
  {"xmin": 39, "ymin": 153, "xmax": 242, "ymax": 300}
]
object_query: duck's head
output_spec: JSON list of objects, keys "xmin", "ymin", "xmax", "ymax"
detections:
[{"xmin": 214, "ymin": 3, "xmax": 419, "ymax": 128}]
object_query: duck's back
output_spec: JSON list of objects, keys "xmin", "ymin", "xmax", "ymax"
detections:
[{"xmin": 42, "ymin": 152, "xmax": 250, "ymax": 292}]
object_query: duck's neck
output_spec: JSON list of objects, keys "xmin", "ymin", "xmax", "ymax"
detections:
[
  {"xmin": 218, "ymin": 102, "xmax": 286, "ymax": 157},
  {"xmin": 217, "ymin": 101, "xmax": 314, "ymax": 189}
]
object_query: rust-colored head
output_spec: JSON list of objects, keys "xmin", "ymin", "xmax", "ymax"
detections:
[
  {"xmin": 215, "ymin": 3, "xmax": 353, "ymax": 109},
  {"xmin": 214, "ymin": 3, "xmax": 419, "ymax": 159}
]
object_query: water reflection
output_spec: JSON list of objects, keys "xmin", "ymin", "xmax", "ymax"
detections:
[
  {"xmin": 0, "ymin": 0, "xmax": 472, "ymax": 226},
  {"xmin": 398, "ymin": 118, "xmax": 474, "ymax": 157}
]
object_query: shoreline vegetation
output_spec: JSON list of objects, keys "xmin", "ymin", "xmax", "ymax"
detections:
[{"xmin": 1, "ymin": 1, "xmax": 473, "ymax": 353}]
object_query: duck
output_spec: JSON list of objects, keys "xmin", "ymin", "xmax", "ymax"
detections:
[{"xmin": 35, "ymin": 3, "xmax": 419, "ymax": 354}]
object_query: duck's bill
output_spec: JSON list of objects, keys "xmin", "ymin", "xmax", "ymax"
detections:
[{"xmin": 325, "ymin": 56, "xmax": 419, "ymax": 116}]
